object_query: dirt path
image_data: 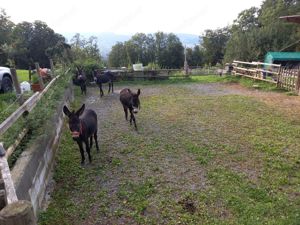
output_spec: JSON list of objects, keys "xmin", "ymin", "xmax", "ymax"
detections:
[{"xmin": 82, "ymin": 86, "xmax": 209, "ymax": 224}]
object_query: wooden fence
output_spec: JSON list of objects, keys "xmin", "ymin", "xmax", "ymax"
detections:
[
  {"xmin": 277, "ymin": 68, "xmax": 300, "ymax": 92},
  {"xmin": 232, "ymin": 60, "xmax": 300, "ymax": 94},
  {"xmin": 0, "ymin": 64, "xmax": 67, "ymax": 224},
  {"xmin": 106, "ymin": 68, "xmax": 220, "ymax": 81}
]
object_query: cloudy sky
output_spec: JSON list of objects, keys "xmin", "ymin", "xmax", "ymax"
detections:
[{"xmin": 2, "ymin": 0, "xmax": 264, "ymax": 35}]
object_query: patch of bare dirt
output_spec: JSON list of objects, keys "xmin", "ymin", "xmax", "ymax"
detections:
[{"xmin": 188, "ymin": 83, "xmax": 300, "ymax": 119}]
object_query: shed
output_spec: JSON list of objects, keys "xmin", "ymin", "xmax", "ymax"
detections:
[{"xmin": 264, "ymin": 52, "xmax": 300, "ymax": 68}]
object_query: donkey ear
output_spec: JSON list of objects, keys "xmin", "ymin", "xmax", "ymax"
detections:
[
  {"xmin": 63, "ymin": 105, "xmax": 71, "ymax": 117},
  {"xmin": 76, "ymin": 104, "xmax": 85, "ymax": 116},
  {"xmin": 137, "ymin": 89, "xmax": 141, "ymax": 96}
]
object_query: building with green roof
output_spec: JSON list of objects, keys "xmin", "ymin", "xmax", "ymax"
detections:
[{"xmin": 264, "ymin": 52, "xmax": 300, "ymax": 68}]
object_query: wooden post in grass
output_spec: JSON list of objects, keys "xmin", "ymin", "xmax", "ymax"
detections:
[
  {"xmin": 34, "ymin": 63, "xmax": 44, "ymax": 90},
  {"xmin": 10, "ymin": 69, "xmax": 23, "ymax": 105},
  {"xmin": 49, "ymin": 59, "xmax": 55, "ymax": 77}
]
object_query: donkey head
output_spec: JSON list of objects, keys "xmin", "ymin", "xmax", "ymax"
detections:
[
  {"xmin": 131, "ymin": 89, "xmax": 141, "ymax": 114},
  {"xmin": 63, "ymin": 104, "xmax": 85, "ymax": 139}
]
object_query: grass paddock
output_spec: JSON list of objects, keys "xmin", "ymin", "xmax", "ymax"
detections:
[{"xmin": 39, "ymin": 78, "xmax": 300, "ymax": 225}]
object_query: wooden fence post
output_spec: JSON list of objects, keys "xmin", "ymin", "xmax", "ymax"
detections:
[
  {"xmin": 10, "ymin": 69, "xmax": 23, "ymax": 105},
  {"xmin": 0, "ymin": 200, "xmax": 36, "ymax": 225},
  {"xmin": 296, "ymin": 69, "xmax": 300, "ymax": 95},
  {"xmin": 0, "ymin": 144, "xmax": 17, "ymax": 205},
  {"xmin": 49, "ymin": 59, "xmax": 55, "ymax": 77},
  {"xmin": 34, "ymin": 63, "xmax": 44, "ymax": 90}
]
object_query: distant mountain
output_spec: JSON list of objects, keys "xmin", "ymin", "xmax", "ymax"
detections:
[{"xmin": 62, "ymin": 32, "xmax": 201, "ymax": 58}]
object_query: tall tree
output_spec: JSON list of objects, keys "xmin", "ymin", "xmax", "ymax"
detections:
[
  {"xmin": 186, "ymin": 45, "xmax": 204, "ymax": 66},
  {"xmin": 108, "ymin": 42, "xmax": 127, "ymax": 67},
  {"xmin": 165, "ymin": 33, "xmax": 184, "ymax": 68},
  {"xmin": 0, "ymin": 9, "xmax": 14, "ymax": 64},
  {"xmin": 109, "ymin": 32, "xmax": 184, "ymax": 69},
  {"xmin": 201, "ymin": 28, "xmax": 230, "ymax": 65}
]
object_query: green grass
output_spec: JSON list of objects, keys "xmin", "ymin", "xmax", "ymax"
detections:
[
  {"xmin": 0, "ymin": 92, "xmax": 18, "ymax": 124},
  {"xmin": 39, "ymin": 77, "xmax": 300, "ymax": 224},
  {"xmin": 17, "ymin": 69, "xmax": 30, "ymax": 82},
  {"xmin": 228, "ymin": 75, "xmax": 286, "ymax": 92},
  {"xmin": 116, "ymin": 74, "xmax": 230, "ymax": 86}
]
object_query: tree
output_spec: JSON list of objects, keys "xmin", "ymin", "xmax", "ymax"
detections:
[
  {"xmin": 70, "ymin": 33, "xmax": 103, "ymax": 80},
  {"xmin": 224, "ymin": 1, "xmax": 300, "ymax": 63},
  {"xmin": 201, "ymin": 28, "xmax": 230, "ymax": 65},
  {"xmin": 0, "ymin": 9, "xmax": 14, "ymax": 64},
  {"xmin": 186, "ymin": 45, "xmax": 204, "ymax": 67},
  {"xmin": 108, "ymin": 32, "xmax": 185, "ymax": 69},
  {"xmin": 165, "ymin": 33, "xmax": 184, "ymax": 68},
  {"xmin": 108, "ymin": 42, "xmax": 127, "ymax": 67}
]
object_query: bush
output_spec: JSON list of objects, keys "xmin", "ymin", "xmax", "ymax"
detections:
[{"xmin": 73, "ymin": 59, "xmax": 104, "ymax": 81}]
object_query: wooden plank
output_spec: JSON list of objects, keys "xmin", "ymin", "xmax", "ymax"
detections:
[
  {"xmin": 234, "ymin": 67, "xmax": 257, "ymax": 73},
  {"xmin": 5, "ymin": 128, "xmax": 28, "ymax": 159},
  {"xmin": 251, "ymin": 61, "xmax": 281, "ymax": 67},
  {"xmin": 233, "ymin": 60, "xmax": 255, "ymax": 66},
  {"xmin": 0, "ymin": 144, "xmax": 18, "ymax": 204},
  {"xmin": 235, "ymin": 73, "xmax": 277, "ymax": 83}
]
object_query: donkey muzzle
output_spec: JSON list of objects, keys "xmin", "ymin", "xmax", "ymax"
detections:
[
  {"xmin": 71, "ymin": 131, "xmax": 80, "ymax": 139},
  {"xmin": 133, "ymin": 108, "xmax": 138, "ymax": 114}
]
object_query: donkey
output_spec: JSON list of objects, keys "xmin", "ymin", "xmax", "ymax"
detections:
[
  {"xmin": 63, "ymin": 104, "xmax": 99, "ymax": 164},
  {"xmin": 73, "ymin": 66, "xmax": 87, "ymax": 95},
  {"xmin": 119, "ymin": 88, "xmax": 141, "ymax": 130},
  {"xmin": 94, "ymin": 70, "xmax": 114, "ymax": 97},
  {"xmin": 76, "ymin": 66, "xmax": 86, "ymax": 95}
]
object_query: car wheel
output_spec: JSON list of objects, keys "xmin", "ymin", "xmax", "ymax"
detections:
[{"xmin": 1, "ymin": 76, "xmax": 13, "ymax": 93}]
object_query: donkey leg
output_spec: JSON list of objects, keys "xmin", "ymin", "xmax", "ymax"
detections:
[
  {"xmin": 94, "ymin": 132, "xmax": 99, "ymax": 152},
  {"xmin": 129, "ymin": 111, "xmax": 133, "ymax": 125},
  {"xmin": 123, "ymin": 106, "xmax": 128, "ymax": 121},
  {"xmin": 85, "ymin": 139, "xmax": 92, "ymax": 163},
  {"xmin": 99, "ymin": 84, "xmax": 104, "ymax": 97},
  {"xmin": 77, "ymin": 140, "xmax": 85, "ymax": 165},
  {"xmin": 108, "ymin": 82, "xmax": 111, "ymax": 94},
  {"xmin": 111, "ymin": 81, "xmax": 114, "ymax": 93},
  {"xmin": 90, "ymin": 136, "xmax": 93, "ymax": 149},
  {"xmin": 132, "ymin": 114, "xmax": 137, "ymax": 130},
  {"xmin": 83, "ymin": 84, "xmax": 87, "ymax": 95}
]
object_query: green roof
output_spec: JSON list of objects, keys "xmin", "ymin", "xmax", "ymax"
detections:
[{"xmin": 265, "ymin": 52, "xmax": 300, "ymax": 64}]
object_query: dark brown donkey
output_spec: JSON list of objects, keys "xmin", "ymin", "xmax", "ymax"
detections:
[
  {"xmin": 63, "ymin": 104, "xmax": 99, "ymax": 164},
  {"xmin": 120, "ymin": 88, "xmax": 141, "ymax": 130}
]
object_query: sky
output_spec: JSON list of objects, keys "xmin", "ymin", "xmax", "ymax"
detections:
[{"xmin": 1, "ymin": 0, "xmax": 264, "ymax": 35}]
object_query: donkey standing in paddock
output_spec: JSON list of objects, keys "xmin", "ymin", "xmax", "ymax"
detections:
[
  {"xmin": 119, "ymin": 88, "xmax": 141, "ymax": 130},
  {"xmin": 94, "ymin": 70, "xmax": 114, "ymax": 97},
  {"xmin": 72, "ymin": 67, "xmax": 87, "ymax": 95},
  {"xmin": 63, "ymin": 104, "xmax": 99, "ymax": 165},
  {"xmin": 77, "ymin": 74, "xmax": 87, "ymax": 95}
]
